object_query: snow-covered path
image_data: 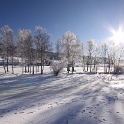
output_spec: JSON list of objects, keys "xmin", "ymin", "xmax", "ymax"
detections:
[{"xmin": 0, "ymin": 66, "xmax": 124, "ymax": 124}]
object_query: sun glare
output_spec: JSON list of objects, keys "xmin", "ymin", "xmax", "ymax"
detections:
[
  {"xmin": 112, "ymin": 31, "xmax": 124, "ymax": 42},
  {"xmin": 106, "ymin": 24, "xmax": 124, "ymax": 45}
]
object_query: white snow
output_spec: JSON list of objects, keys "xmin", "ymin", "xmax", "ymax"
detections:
[{"xmin": 0, "ymin": 66, "xmax": 124, "ymax": 124}]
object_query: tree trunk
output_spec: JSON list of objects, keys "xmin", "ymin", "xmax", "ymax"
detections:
[
  {"xmin": 90, "ymin": 57, "xmax": 92, "ymax": 72},
  {"xmin": 90, "ymin": 63, "xmax": 92, "ymax": 72},
  {"xmin": 41, "ymin": 49, "xmax": 43, "ymax": 75},
  {"xmin": 72, "ymin": 66, "xmax": 74, "ymax": 74},
  {"xmin": 25, "ymin": 66, "xmax": 27, "ymax": 73},
  {"xmin": 28, "ymin": 63, "xmax": 29, "ymax": 72},
  {"xmin": 67, "ymin": 64, "xmax": 70, "ymax": 73},
  {"xmin": 6, "ymin": 47, "xmax": 9, "ymax": 72},
  {"xmin": 32, "ymin": 64, "xmax": 34, "ymax": 75},
  {"xmin": 104, "ymin": 57, "xmax": 105, "ymax": 74},
  {"xmin": 87, "ymin": 61, "xmax": 88, "ymax": 72},
  {"xmin": 36, "ymin": 48, "xmax": 38, "ymax": 73},
  {"xmin": 7, "ymin": 56, "xmax": 9, "ymax": 72},
  {"xmin": 30, "ymin": 65, "xmax": 31, "ymax": 74},
  {"xmin": 43, "ymin": 59, "xmax": 45, "ymax": 69},
  {"xmin": 25, "ymin": 59, "xmax": 27, "ymax": 73},
  {"xmin": 12, "ymin": 56, "xmax": 14, "ymax": 74},
  {"xmin": 22, "ymin": 58, "xmax": 24, "ymax": 74},
  {"xmin": 30, "ymin": 56, "xmax": 31, "ymax": 74},
  {"xmin": 108, "ymin": 59, "xmax": 111, "ymax": 74},
  {"xmin": 3, "ymin": 59, "xmax": 6, "ymax": 73},
  {"xmin": 96, "ymin": 65, "xmax": 98, "ymax": 73},
  {"xmin": 38, "ymin": 65, "xmax": 39, "ymax": 72},
  {"xmin": 72, "ymin": 60, "xmax": 74, "ymax": 74},
  {"xmin": 83, "ymin": 62, "xmax": 85, "ymax": 72},
  {"xmin": 36, "ymin": 63, "xmax": 37, "ymax": 74},
  {"xmin": 30, "ymin": 48, "xmax": 32, "ymax": 74}
]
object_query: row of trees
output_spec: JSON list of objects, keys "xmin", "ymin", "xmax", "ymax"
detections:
[
  {"xmin": 55, "ymin": 31, "xmax": 124, "ymax": 74},
  {"xmin": 0, "ymin": 25, "xmax": 124, "ymax": 75},
  {"xmin": 0, "ymin": 25, "xmax": 52, "ymax": 74}
]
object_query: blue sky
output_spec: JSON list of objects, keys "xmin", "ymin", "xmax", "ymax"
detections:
[{"xmin": 0, "ymin": 0, "xmax": 124, "ymax": 48}]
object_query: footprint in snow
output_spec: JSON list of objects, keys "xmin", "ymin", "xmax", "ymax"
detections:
[
  {"xmin": 19, "ymin": 112, "xmax": 24, "ymax": 114},
  {"xmin": 99, "ymin": 120, "xmax": 102, "ymax": 123},
  {"xmin": 94, "ymin": 117, "xmax": 97, "ymax": 119},
  {"xmin": 103, "ymin": 119, "xmax": 107, "ymax": 121},
  {"xmin": 96, "ymin": 104, "xmax": 99, "ymax": 106},
  {"xmin": 82, "ymin": 110, "xmax": 85, "ymax": 113},
  {"xmin": 27, "ymin": 112, "xmax": 33, "ymax": 114},
  {"xmin": 7, "ymin": 110, "xmax": 10, "ymax": 112},
  {"xmin": 30, "ymin": 105, "xmax": 35, "ymax": 107},
  {"xmin": 1, "ymin": 111, "xmax": 5, "ymax": 113}
]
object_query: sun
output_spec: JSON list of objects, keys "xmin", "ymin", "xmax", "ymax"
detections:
[
  {"xmin": 112, "ymin": 30, "xmax": 124, "ymax": 42},
  {"xmin": 106, "ymin": 24, "xmax": 124, "ymax": 45}
]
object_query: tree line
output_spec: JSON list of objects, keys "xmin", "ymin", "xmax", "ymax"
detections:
[
  {"xmin": 0, "ymin": 25, "xmax": 124, "ymax": 75},
  {"xmin": 55, "ymin": 31, "xmax": 124, "ymax": 74},
  {"xmin": 0, "ymin": 25, "xmax": 52, "ymax": 74}
]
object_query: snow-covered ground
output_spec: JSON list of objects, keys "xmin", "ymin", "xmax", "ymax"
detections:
[{"xmin": 0, "ymin": 66, "xmax": 124, "ymax": 124}]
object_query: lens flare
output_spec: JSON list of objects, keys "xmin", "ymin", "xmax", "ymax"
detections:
[{"xmin": 113, "ymin": 31, "xmax": 124, "ymax": 42}]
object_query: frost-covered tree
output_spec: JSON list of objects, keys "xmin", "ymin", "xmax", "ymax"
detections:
[
  {"xmin": 17, "ymin": 29, "xmax": 32, "ymax": 74},
  {"xmin": 105, "ymin": 43, "xmax": 113, "ymax": 73},
  {"xmin": 56, "ymin": 38, "xmax": 62, "ymax": 60},
  {"xmin": 33, "ymin": 38, "xmax": 40, "ymax": 73},
  {"xmin": 0, "ymin": 34, "xmax": 6, "ymax": 73},
  {"xmin": 24, "ymin": 30, "xmax": 32, "ymax": 73},
  {"xmin": 92, "ymin": 43, "xmax": 100, "ymax": 73},
  {"xmin": 1, "ymin": 25, "xmax": 15, "ymax": 73},
  {"xmin": 50, "ymin": 60, "xmax": 64, "ymax": 76},
  {"xmin": 34, "ymin": 26, "xmax": 51, "ymax": 74},
  {"xmin": 87, "ymin": 39, "xmax": 95, "ymax": 72},
  {"xmin": 62, "ymin": 31, "xmax": 81, "ymax": 73},
  {"xmin": 112, "ymin": 43, "xmax": 124, "ymax": 73},
  {"xmin": 30, "ymin": 40, "xmax": 35, "ymax": 75},
  {"xmin": 100, "ymin": 42, "xmax": 108, "ymax": 73},
  {"xmin": 70, "ymin": 41, "xmax": 81, "ymax": 73},
  {"xmin": 80, "ymin": 42, "xmax": 86, "ymax": 72}
]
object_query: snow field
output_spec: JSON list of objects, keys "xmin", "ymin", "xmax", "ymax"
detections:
[{"xmin": 0, "ymin": 66, "xmax": 124, "ymax": 124}]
